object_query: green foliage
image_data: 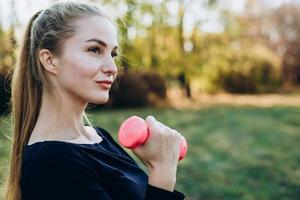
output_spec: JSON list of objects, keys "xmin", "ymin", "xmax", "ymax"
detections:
[
  {"xmin": 110, "ymin": 3, "xmax": 284, "ymax": 95},
  {"xmin": 0, "ymin": 27, "xmax": 15, "ymax": 115},
  {"xmin": 196, "ymin": 34, "xmax": 282, "ymax": 93},
  {"xmin": 0, "ymin": 75, "xmax": 11, "ymax": 115},
  {"xmin": 222, "ymin": 54, "xmax": 282, "ymax": 93},
  {"xmin": 0, "ymin": 27, "xmax": 16, "ymax": 75}
]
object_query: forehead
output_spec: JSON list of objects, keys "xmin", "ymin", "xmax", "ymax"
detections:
[{"xmin": 70, "ymin": 15, "xmax": 118, "ymax": 47}]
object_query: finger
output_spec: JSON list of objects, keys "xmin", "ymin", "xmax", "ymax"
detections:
[
  {"xmin": 145, "ymin": 115, "xmax": 156, "ymax": 129},
  {"xmin": 155, "ymin": 120, "xmax": 170, "ymax": 130},
  {"xmin": 170, "ymin": 129, "xmax": 184, "ymax": 140},
  {"xmin": 145, "ymin": 115, "xmax": 162, "ymax": 136}
]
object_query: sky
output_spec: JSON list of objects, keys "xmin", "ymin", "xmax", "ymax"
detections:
[{"xmin": 0, "ymin": 0, "xmax": 298, "ymax": 38}]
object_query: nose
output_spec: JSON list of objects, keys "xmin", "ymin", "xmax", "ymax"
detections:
[{"xmin": 102, "ymin": 58, "xmax": 118, "ymax": 77}]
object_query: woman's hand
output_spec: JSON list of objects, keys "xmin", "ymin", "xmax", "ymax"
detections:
[{"xmin": 131, "ymin": 116, "xmax": 183, "ymax": 191}]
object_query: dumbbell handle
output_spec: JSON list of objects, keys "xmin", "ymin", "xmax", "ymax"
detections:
[{"xmin": 118, "ymin": 116, "xmax": 187, "ymax": 161}]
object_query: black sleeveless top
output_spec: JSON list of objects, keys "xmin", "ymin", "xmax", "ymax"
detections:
[{"xmin": 20, "ymin": 126, "xmax": 185, "ymax": 200}]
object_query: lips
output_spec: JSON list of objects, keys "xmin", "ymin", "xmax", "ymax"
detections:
[
  {"xmin": 95, "ymin": 80, "xmax": 113, "ymax": 89},
  {"xmin": 95, "ymin": 80, "xmax": 113, "ymax": 84}
]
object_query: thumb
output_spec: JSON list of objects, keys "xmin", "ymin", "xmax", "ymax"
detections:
[{"xmin": 145, "ymin": 115, "xmax": 156, "ymax": 129}]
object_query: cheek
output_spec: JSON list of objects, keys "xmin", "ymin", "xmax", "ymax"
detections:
[
  {"xmin": 59, "ymin": 54, "xmax": 100, "ymax": 88},
  {"xmin": 72, "ymin": 60, "xmax": 98, "ymax": 78},
  {"xmin": 70, "ymin": 50, "xmax": 99, "ymax": 75}
]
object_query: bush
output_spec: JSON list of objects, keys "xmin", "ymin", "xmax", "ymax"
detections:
[
  {"xmin": 110, "ymin": 72, "xmax": 148, "ymax": 107},
  {"xmin": 0, "ymin": 73, "xmax": 11, "ymax": 115},
  {"xmin": 109, "ymin": 71, "xmax": 167, "ymax": 107},
  {"xmin": 141, "ymin": 71, "xmax": 167, "ymax": 105},
  {"xmin": 199, "ymin": 46, "xmax": 282, "ymax": 93}
]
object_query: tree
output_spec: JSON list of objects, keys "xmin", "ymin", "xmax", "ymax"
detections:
[{"xmin": 236, "ymin": 1, "xmax": 300, "ymax": 85}]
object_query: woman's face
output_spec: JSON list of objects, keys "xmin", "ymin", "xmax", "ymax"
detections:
[{"xmin": 54, "ymin": 16, "xmax": 118, "ymax": 104}]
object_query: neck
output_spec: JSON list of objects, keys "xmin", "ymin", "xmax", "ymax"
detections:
[{"xmin": 31, "ymin": 90, "xmax": 91, "ymax": 142}]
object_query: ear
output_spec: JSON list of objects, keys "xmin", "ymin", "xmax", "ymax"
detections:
[{"xmin": 38, "ymin": 49, "xmax": 59, "ymax": 76}]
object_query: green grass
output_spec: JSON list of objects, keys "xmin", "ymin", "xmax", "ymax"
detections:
[{"xmin": 1, "ymin": 106, "xmax": 300, "ymax": 200}]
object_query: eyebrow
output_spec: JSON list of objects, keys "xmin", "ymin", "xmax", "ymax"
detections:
[{"xmin": 85, "ymin": 38, "xmax": 118, "ymax": 50}]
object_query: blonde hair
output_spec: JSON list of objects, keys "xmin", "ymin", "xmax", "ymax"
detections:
[{"xmin": 5, "ymin": 2, "xmax": 112, "ymax": 200}]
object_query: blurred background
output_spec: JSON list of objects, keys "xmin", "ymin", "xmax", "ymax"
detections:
[{"xmin": 0, "ymin": 0, "xmax": 300, "ymax": 199}]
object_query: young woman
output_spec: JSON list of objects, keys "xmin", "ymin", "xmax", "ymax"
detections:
[{"xmin": 5, "ymin": 2, "xmax": 185, "ymax": 200}]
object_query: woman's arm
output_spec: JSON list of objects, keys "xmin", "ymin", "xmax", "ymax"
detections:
[{"xmin": 130, "ymin": 116, "xmax": 186, "ymax": 199}]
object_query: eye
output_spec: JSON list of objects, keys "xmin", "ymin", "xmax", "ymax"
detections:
[
  {"xmin": 111, "ymin": 51, "xmax": 118, "ymax": 58},
  {"xmin": 88, "ymin": 47, "xmax": 102, "ymax": 54}
]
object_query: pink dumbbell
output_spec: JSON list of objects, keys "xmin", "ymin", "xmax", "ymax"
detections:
[{"xmin": 118, "ymin": 116, "xmax": 187, "ymax": 161}]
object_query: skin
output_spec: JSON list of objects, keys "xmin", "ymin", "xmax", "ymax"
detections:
[{"xmin": 29, "ymin": 15, "xmax": 184, "ymax": 192}]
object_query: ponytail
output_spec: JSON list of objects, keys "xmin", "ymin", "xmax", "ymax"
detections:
[{"xmin": 5, "ymin": 11, "xmax": 43, "ymax": 200}]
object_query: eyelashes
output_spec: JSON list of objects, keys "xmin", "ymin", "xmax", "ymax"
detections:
[
  {"xmin": 111, "ymin": 51, "xmax": 118, "ymax": 58},
  {"xmin": 88, "ymin": 47, "xmax": 118, "ymax": 58},
  {"xmin": 88, "ymin": 47, "xmax": 102, "ymax": 54}
]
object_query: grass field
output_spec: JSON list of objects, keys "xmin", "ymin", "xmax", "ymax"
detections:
[{"xmin": 1, "ymin": 106, "xmax": 300, "ymax": 200}]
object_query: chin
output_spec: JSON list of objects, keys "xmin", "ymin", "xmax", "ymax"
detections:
[{"xmin": 90, "ymin": 95, "xmax": 110, "ymax": 104}]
